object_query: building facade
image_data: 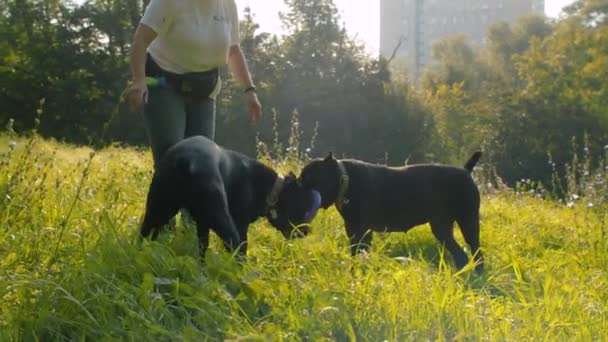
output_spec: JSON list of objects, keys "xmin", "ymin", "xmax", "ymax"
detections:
[{"xmin": 380, "ymin": 0, "xmax": 545, "ymax": 79}]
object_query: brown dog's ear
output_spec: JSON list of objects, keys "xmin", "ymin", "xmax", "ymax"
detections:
[{"xmin": 324, "ymin": 152, "xmax": 334, "ymax": 162}]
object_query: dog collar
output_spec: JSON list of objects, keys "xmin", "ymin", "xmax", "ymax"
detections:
[
  {"xmin": 335, "ymin": 160, "xmax": 350, "ymax": 211},
  {"xmin": 266, "ymin": 175, "xmax": 284, "ymax": 219}
]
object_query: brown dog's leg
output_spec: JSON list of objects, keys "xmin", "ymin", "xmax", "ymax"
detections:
[
  {"xmin": 347, "ymin": 223, "xmax": 372, "ymax": 256},
  {"xmin": 430, "ymin": 219, "xmax": 469, "ymax": 270},
  {"xmin": 457, "ymin": 213, "xmax": 483, "ymax": 272}
]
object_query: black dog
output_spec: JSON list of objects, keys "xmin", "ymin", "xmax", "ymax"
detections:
[
  {"xmin": 139, "ymin": 135, "xmax": 321, "ymax": 257},
  {"xmin": 299, "ymin": 152, "xmax": 483, "ymax": 271}
]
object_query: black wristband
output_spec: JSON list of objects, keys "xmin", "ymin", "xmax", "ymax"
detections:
[{"xmin": 244, "ymin": 86, "xmax": 256, "ymax": 94}]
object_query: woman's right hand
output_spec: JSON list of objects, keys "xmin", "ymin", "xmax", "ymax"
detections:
[{"xmin": 127, "ymin": 80, "xmax": 148, "ymax": 112}]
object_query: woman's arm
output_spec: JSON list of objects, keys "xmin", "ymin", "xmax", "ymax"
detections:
[
  {"xmin": 228, "ymin": 45, "xmax": 255, "ymax": 89},
  {"xmin": 127, "ymin": 23, "xmax": 157, "ymax": 111},
  {"xmin": 228, "ymin": 45, "xmax": 262, "ymax": 126}
]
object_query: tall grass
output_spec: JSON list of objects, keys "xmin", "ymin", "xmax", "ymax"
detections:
[{"xmin": 1, "ymin": 122, "xmax": 607, "ymax": 340}]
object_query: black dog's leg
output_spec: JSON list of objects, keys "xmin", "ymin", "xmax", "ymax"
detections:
[
  {"xmin": 189, "ymin": 186, "xmax": 241, "ymax": 251},
  {"xmin": 196, "ymin": 226, "xmax": 210, "ymax": 259},
  {"xmin": 457, "ymin": 213, "xmax": 483, "ymax": 272},
  {"xmin": 212, "ymin": 211, "xmax": 241, "ymax": 254},
  {"xmin": 430, "ymin": 219, "xmax": 469, "ymax": 270},
  {"xmin": 347, "ymin": 223, "xmax": 373, "ymax": 256},
  {"xmin": 140, "ymin": 175, "xmax": 179, "ymax": 241}
]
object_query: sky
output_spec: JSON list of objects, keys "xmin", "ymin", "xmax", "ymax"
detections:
[{"xmin": 236, "ymin": 0, "xmax": 577, "ymax": 54}]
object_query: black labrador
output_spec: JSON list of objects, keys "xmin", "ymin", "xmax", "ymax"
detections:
[
  {"xmin": 299, "ymin": 152, "xmax": 483, "ymax": 271},
  {"xmin": 139, "ymin": 135, "xmax": 321, "ymax": 258}
]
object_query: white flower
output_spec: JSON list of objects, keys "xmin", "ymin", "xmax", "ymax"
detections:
[{"xmin": 567, "ymin": 201, "xmax": 575, "ymax": 208}]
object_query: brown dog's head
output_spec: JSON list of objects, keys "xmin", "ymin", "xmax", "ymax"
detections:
[
  {"xmin": 266, "ymin": 171, "xmax": 321, "ymax": 239},
  {"xmin": 299, "ymin": 153, "xmax": 341, "ymax": 209}
]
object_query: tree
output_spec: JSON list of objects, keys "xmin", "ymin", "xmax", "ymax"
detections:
[
  {"xmin": 0, "ymin": 0, "xmax": 141, "ymax": 144},
  {"xmin": 420, "ymin": 35, "xmax": 487, "ymax": 93}
]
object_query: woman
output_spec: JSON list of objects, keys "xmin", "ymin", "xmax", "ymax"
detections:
[{"xmin": 127, "ymin": 0, "xmax": 262, "ymax": 167}]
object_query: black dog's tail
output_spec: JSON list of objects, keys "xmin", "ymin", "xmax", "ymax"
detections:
[
  {"xmin": 176, "ymin": 155, "xmax": 197, "ymax": 177},
  {"xmin": 464, "ymin": 151, "xmax": 482, "ymax": 172}
]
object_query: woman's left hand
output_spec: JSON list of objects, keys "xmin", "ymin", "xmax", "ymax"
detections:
[{"xmin": 246, "ymin": 91, "xmax": 262, "ymax": 126}]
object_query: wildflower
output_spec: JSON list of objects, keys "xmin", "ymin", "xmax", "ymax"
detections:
[
  {"xmin": 9, "ymin": 141, "xmax": 16, "ymax": 150},
  {"xmin": 6, "ymin": 119, "xmax": 14, "ymax": 133},
  {"xmin": 571, "ymin": 194, "xmax": 580, "ymax": 200},
  {"xmin": 587, "ymin": 202, "xmax": 594, "ymax": 208},
  {"xmin": 567, "ymin": 201, "xmax": 575, "ymax": 208},
  {"xmin": 305, "ymin": 148, "xmax": 311, "ymax": 153}
]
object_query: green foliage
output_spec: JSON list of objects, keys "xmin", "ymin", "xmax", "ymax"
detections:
[
  {"xmin": 1, "ymin": 133, "xmax": 608, "ymax": 340},
  {"xmin": 419, "ymin": 2, "xmax": 608, "ymax": 186},
  {"xmin": 0, "ymin": 0, "xmax": 140, "ymax": 144}
]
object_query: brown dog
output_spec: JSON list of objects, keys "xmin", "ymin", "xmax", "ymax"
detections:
[{"xmin": 299, "ymin": 152, "xmax": 483, "ymax": 272}]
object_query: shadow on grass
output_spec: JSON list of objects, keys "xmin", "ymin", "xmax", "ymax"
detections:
[{"xmin": 370, "ymin": 230, "xmax": 513, "ymax": 299}]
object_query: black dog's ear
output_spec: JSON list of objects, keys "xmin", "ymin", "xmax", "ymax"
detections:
[
  {"xmin": 324, "ymin": 152, "xmax": 334, "ymax": 162},
  {"xmin": 286, "ymin": 171, "xmax": 296, "ymax": 179}
]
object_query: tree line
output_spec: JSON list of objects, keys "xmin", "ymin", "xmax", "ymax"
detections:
[{"xmin": 1, "ymin": 0, "xmax": 607, "ymax": 188}]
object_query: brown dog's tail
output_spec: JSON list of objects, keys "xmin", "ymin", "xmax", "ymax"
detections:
[{"xmin": 464, "ymin": 151, "xmax": 482, "ymax": 172}]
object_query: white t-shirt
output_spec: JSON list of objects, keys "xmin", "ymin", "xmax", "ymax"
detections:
[{"xmin": 142, "ymin": 0, "xmax": 239, "ymax": 74}]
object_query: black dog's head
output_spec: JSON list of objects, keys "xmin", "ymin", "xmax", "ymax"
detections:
[
  {"xmin": 299, "ymin": 153, "xmax": 341, "ymax": 209},
  {"xmin": 266, "ymin": 171, "xmax": 321, "ymax": 239}
]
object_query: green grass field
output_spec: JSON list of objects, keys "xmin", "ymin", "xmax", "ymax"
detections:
[{"xmin": 1, "ymin": 134, "xmax": 607, "ymax": 341}]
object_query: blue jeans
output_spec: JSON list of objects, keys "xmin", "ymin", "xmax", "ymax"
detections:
[{"xmin": 143, "ymin": 78, "xmax": 216, "ymax": 168}]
